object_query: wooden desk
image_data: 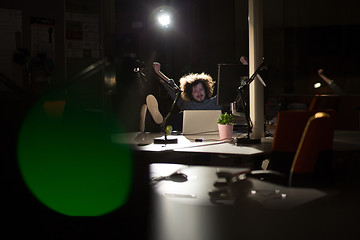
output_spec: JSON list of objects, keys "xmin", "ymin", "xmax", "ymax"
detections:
[
  {"xmin": 111, "ymin": 132, "xmax": 272, "ymax": 167},
  {"xmin": 111, "ymin": 130, "xmax": 360, "ymax": 167},
  {"xmin": 150, "ymin": 163, "xmax": 327, "ymax": 208}
]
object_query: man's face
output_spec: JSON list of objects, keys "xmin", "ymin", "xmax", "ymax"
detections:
[{"xmin": 191, "ymin": 83, "xmax": 206, "ymax": 102}]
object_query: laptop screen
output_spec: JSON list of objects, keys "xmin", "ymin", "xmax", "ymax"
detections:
[{"xmin": 182, "ymin": 110, "xmax": 222, "ymax": 135}]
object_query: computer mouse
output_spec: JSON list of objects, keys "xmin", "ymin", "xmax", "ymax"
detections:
[
  {"xmin": 168, "ymin": 172, "xmax": 188, "ymax": 182},
  {"xmin": 150, "ymin": 172, "xmax": 188, "ymax": 184}
]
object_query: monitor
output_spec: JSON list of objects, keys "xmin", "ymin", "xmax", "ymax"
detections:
[{"xmin": 216, "ymin": 64, "xmax": 249, "ymax": 106}]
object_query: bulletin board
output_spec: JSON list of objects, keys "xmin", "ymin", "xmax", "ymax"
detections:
[
  {"xmin": 30, "ymin": 17, "xmax": 55, "ymax": 61},
  {"xmin": 65, "ymin": 12, "xmax": 100, "ymax": 58},
  {"xmin": 0, "ymin": 8, "xmax": 22, "ymax": 88}
]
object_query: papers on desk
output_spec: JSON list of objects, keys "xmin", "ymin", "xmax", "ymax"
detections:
[
  {"xmin": 136, "ymin": 137, "xmax": 264, "ymax": 155},
  {"xmin": 141, "ymin": 138, "xmax": 226, "ymax": 151},
  {"xmin": 175, "ymin": 141, "xmax": 264, "ymax": 155},
  {"xmin": 111, "ymin": 132, "xmax": 264, "ymax": 155}
]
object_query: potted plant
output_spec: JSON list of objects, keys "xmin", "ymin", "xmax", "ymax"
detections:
[{"xmin": 217, "ymin": 112, "xmax": 235, "ymax": 140}]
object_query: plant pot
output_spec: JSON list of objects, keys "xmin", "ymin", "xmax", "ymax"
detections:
[{"xmin": 218, "ymin": 124, "xmax": 233, "ymax": 140}]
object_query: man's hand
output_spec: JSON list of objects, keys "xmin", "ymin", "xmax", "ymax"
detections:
[
  {"xmin": 317, "ymin": 68, "xmax": 332, "ymax": 85},
  {"xmin": 153, "ymin": 62, "xmax": 161, "ymax": 74},
  {"xmin": 152, "ymin": 61, "xmax": 170, "ymax": 82},
  {"xmin": 318, "ymin": 69, "xmax": 324, "ymax": 76},
  {"xmin": 240, "ymin": 56, "xmax": 248, "ymax": 65}
]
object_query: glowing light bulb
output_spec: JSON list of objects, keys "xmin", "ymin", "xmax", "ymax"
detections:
[
  {"xmin": 314, "ymin": 82, "xmax": 321, "ymax": 89},
  {"xmin": 158, "ymin": 11, "xmax": 170, "ymax": 27}
]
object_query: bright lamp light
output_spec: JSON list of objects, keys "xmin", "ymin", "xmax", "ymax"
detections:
[
  {"xmin": 157, "ymin": 10, "xmax": 171, "ymax": 27},
  {"xmin": 314, "ymin": 82, "xmax": 322, "ymax": 89}
]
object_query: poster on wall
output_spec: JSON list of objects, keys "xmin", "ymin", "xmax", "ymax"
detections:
[
  {"xmin": 65, "ymin": 12, "xmax": 100, "ymax": 58},
  {"xmin": 31, "ymin": 17, "xmax": 55, "ymax": 61},
  {"xmin": 30, "ymin": 17, "xmax": 55, "ymax": 84},
  {"xmin": 0, "ymin": 8, "xmax": 22, "ymax": 89}
]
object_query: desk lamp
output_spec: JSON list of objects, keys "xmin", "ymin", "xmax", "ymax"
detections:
[
  {"xmin": 153, "ymin": 74, "xmax": 182, "ymax": 144},
  {"xmin": 233, "ymin": 60, "xmax": 266, "ymax": 144}
]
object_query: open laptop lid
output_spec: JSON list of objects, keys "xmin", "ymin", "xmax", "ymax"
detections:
[{"xmin": 182, "ymin": 110, "xmax": 222, "ymax": 135}]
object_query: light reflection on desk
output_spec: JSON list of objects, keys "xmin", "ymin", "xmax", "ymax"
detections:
[
  {"xmin": 149, "ymin": 163, "xmax": 331, "ymax": 240},
  {"xmin": 150, "ymin": 163, "xmax": 327, "ymax": 209}
]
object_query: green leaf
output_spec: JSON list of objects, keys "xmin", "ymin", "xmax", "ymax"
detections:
[
  {"xmin": 165, "ymin": 125, "xmax": 173, "ymax": 135},
  {"xmin": 217, "ymin": 112, "xmax": 234, "ymax": 125}
]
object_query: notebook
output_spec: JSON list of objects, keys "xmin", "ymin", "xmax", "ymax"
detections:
[{"xmin": 182, "ymin": 110, "xmax": 222, "ymax": 135}]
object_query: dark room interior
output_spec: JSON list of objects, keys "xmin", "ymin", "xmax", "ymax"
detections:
[{"xmin": 1, "ymin": 0, "xmax": 360, "ymax": 239}]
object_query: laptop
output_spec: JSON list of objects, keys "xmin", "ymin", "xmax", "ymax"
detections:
[{"xmin": 182, "ymin": 110, "xmax": 222, "ymax": 135}]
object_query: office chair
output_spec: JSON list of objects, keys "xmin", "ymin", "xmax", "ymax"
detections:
[
  {"xmin": 288, "ymin": 112, "xmax": 335, "ymax": 186},
  {"xmin": 250, "ymin": 111, "xmax": 336, "ymax": 187},
  {"xmin": 139, "ymin": 104, "xmax": 147, "ymax": 134},
  {"xmin": 308, "ymin": 95, "xmax": 341, "ymax": 111},
  {"xmin": 209, "ymin": 112, "xmax": 336, "ymax": 205},
  {"xmin": 269, "ymin": 110, "xmax": 315, "ymax": 174},
  {"xmin": 268, "ymin": 109, "xmax": 336, "ymax": 176}
]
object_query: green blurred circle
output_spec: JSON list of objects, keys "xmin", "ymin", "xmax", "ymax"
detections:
[{"xmin": 17, "ymin": 101, "xmax": 132, "ymax": 216}]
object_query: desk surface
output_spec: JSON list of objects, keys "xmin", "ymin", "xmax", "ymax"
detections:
[
  {"xmin": 111, "ymin": 132, "xmax": 273, "ymax": 154},
  {"xmin": 150, "ymin": 163, "xmax": 327, "ymax": 208},
  {"xmin": 111, "ymin": 130, "xmax": 360, "ymax": 156},
  {"xmin": 149, "ymin": 163, "xmax": 332, "ymax": 240},
  {"xmin": 111, "ymin": 132, "xmax": 272, "ymax": 167}
]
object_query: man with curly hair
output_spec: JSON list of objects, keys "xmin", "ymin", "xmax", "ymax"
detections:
[{"xmin": 153, "ymin": 62, "xmax": 222, "ymax": 110}]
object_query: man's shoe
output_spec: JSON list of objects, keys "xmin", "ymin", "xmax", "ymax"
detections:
[{"xmin": 146, "ymin": 94, "xmax": 163, "ymax": 125}]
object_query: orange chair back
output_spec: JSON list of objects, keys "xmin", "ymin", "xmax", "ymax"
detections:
[
  {"xmin": 272, "ymin": 110, "xmax": 312, "ymax": 153},
  {"xmin": 272, "ymin": 109, "xmax": 336, "ymax": 153},
  {"xmin": 290, "ymin": 112, "xmax": 335, "ymax": 175},
  {"xmin": 270, "ymin": 110, "xmax": 336, "ymax": 175}
]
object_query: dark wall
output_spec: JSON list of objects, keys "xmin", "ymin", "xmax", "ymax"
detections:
[
  {"xmin": 283, "ymin": 25, "xmax": 360, "ymax": 95},
  {"xmin": 2, "ymin": 0, "xmax": 360, "ymax": 96},
  {"xmin": 114, "ymin": 0, "xmax": 360, "ymax": 96},
  {"xmin": 272, "ymin": 0, "xmax": 360, "ymax": 95},
  {"xmin": 1, "ymin": 0, "xmax": 66, "ymax": 90}
]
